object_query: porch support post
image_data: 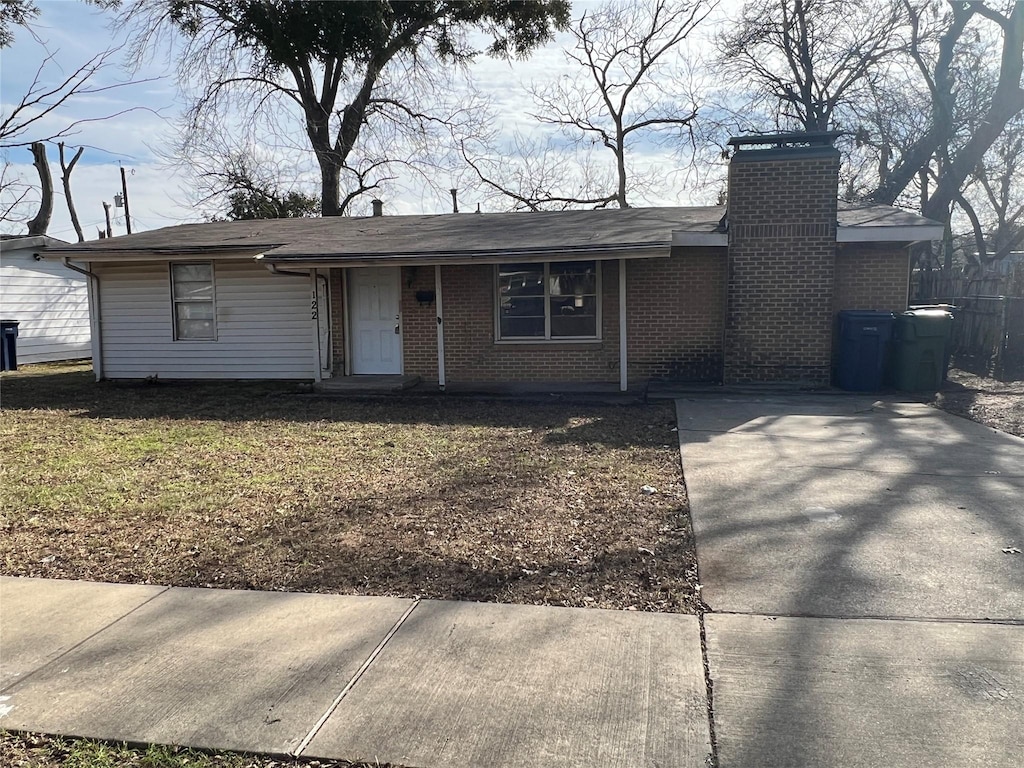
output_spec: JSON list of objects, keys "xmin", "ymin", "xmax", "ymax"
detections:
[
  {"xmin": 435, "ymin": 264, "xmax": 446, "ymax": 390},
  {"xmin": 619, "ymin": 258, "xmax": 627, "ymax": 392},
  {"xmin": 310, "ymin": 269, "xmax": 322, "ymax": 383},
  {"xmin": 342, "ymin": 268, "xmax": 351, "ymax": 376}
]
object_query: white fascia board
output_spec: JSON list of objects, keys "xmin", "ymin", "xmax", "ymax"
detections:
[
  {"xmin": 261, "ymin": 247, "xmax": 670, "ymax": 269},
  {"xmin": 671, "ymin": 231, "xmax": 728, "ymax": 247},
  {"xmin": 837, "ymin": 225, "xmax": 944, "ymax": 243}
]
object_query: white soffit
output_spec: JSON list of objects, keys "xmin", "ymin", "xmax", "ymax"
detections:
[
  {"xmin": 837, "ymin": 225, "xmax": 944, "ymax": 243},
  {"xmin": 671, "ymin": 231, "xmax": 728, "ymax": 247}
]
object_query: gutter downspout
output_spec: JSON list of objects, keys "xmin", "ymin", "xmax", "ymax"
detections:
[
  {"xmin": 261, "ymin": 262, "xmax": 321, "ymax": 383},
  {"xmin": 263, "ymin": 263, "xmax": 311, "ymax": 279},
  {"xmin": 62, "ymin": 257, "xmax": 102, "ymax": 381}
]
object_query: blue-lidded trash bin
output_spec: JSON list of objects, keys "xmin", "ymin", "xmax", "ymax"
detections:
[
  {"xmin": 836, "ymin": 310, "xmax": 896, "ymax": 391},
  {"xmin": 1, "ymin": 320, "xmax": 19, "ymax": 371}
]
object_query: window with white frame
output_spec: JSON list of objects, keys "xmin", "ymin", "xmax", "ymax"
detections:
[
  {"xmin": 170, "ymin": 262, "xmax": 216, "ymax": 340},
  {"xmin": 496, "ymin": 261, "xmax": 599, "ymax": 340}
]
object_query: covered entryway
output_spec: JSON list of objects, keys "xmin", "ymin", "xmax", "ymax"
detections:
[{"xmin": 348, "ymin": 266, "xmax": 402, "ymax": 374}]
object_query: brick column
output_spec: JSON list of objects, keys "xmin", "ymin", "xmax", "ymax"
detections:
[{"xmin": 724, "ymin": 141, "xmax": 839, "ymax": 385}]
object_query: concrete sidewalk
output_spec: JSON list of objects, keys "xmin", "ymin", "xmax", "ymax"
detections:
[
  {"xmin": 677, "ymin": 395, "xmax": 1024, "ymax": 768},
  {"xmin": 0, "ymin": 576, "xmax": 711, "ymax": 767}
]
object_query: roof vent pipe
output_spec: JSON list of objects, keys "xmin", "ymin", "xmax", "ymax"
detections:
[
  {"xmin": 450, "ymin": 188, "xmax": 459, "ymax": 214},
  {"xmin": 371, "ymin": 199, "xmax": 383, "ymax": 217}
]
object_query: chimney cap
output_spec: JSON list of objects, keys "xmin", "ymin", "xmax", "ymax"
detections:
[{"xmin": 728, "ymin": 131, "xmax": 844, "ymax": 150}]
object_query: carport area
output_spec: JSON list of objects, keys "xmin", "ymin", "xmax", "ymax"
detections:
[{"xmin": 678, "ymin": 395, "xmax": 1024, "ymax": 767}]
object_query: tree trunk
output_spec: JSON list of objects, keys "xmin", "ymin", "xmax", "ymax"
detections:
[
  {"xmin": 319, "ymin": 157, "xmax": 342, "ymax": 217},
  {"xmin": 59, "ymin": 142, "xmax": 85, "ymax": 242},
  {"xmin": 26, "ymin": 142, "xmax": 53, "ymax": 236}
]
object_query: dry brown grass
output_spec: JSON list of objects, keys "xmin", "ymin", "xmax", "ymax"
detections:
[
  {"xmin": 0, "ymin": 362, "xmax": 699, "ymax": 613},
  {"xmin": 0, "ymin": 730, "xmax": 392, "ymax": 768}
]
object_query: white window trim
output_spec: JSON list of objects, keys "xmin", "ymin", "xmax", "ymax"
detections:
[
  {"xmin": 494, "ymin": 261, "xmax": 602, "ymax": 343},
  {"xmin": 170, "ymin": 261, "xmax": 218, "ymax": 341}
]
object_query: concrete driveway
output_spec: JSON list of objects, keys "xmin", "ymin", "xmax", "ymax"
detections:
[
  {"xmin": 676, "ymin": 395, "xmax": 1024, "ymax": 620},
  {"xmin": 677, "ymin": 395, "xmax": 1024, "ymax": 767}
]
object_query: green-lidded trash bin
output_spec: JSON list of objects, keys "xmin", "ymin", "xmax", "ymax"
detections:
[
  {"xmin": 892, "ymin": 309, "xmax": 953, "ymax": 391},
  {"xmin": 909, "ymin": 304, "xmax": 958, "ymax": 380},
  {"xmin": 1, "ymin": 320, "xmax": 20, "ymax": 371}
]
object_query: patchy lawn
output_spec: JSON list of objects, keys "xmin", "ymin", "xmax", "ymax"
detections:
[
  {"xmin": 0, "ymin": 731, "xmax": 391, "ymax": 768},
  {"xmin": 932, "ymin": 368, "xmax": 1024, "ymax": 438},
  {"xmin": 0, "ymin": 362, "xmax": 699, "ymax": 613}
]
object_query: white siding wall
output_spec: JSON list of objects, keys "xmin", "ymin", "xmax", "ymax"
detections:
[
  {"xmin": 98, "ymin": 260, "xmax": 314, "ymax": 379},
  {"xmin": 0, "ymin": 246, "xmax": 91, "ymax": 364}
]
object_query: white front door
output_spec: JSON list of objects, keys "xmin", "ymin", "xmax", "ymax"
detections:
[{"xmin": 349, "ymin": 267, "xmax": 402, "ymax": 374}]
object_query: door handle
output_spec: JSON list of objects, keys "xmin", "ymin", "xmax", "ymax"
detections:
[{"xmin": 394, "ymin": 315, "xmax": 400, "ymax": 334}]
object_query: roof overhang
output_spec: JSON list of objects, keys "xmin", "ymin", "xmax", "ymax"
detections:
[
  {"xmin": 258, "ymin": 243, "xmax": 670, "ymax": 268},
  {"xmin": 40, "ymin": 246, "xmax": 272, "ymax": 263},
  {"xmin": 0, "ymin": 235, "xmax": 70, "ymax": 251}
]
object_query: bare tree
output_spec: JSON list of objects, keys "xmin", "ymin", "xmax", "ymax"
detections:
[
  {"xmin": 0, "ymin": 0, "xmax": 157, "ymax": 234},
  {"xmin": 869, "ymin": 1, "xmax": 1024, "ymax": 226},
  {"xmin": 58, "ymin": 142, "xmax": 86, "ymax": 242},
  {"xmin": 24, "ymin": 142, "xmax": 51, "ymax": 235},
  {"xmin": 717, "ymin": 0, "xmax": 909, "ymax": 132},
  {"xmin": 466, "ymin": 0, "xmax": 712, "ymax": 210},
  {"xmin": 958, "ymin": 113, "xmax": 1024, "ymax": 273},
  {"xmin": 0, "ymin": 48, "xmax": 152, "ymax": 149},
  {"xmin": 123, "ymin": 0, "xmax": 570, "ymax": 217}
]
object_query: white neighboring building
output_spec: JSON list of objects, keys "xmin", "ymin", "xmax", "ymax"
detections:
[{"xmin": 0, "ymin": 235, "xmax": 91, "ymax": 364}]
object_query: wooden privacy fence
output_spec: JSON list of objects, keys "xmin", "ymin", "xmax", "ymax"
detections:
[
  {"xmin": 912, "ymin": 273, "xmax": 1007, "ymax": 301},
  {"xmin": 944, "ymin": 296, "xmax": 1024, "ymax": 381},
  {"xmin": 912, "ymin": 265, "xmax": 1023, "ymax": 381}
]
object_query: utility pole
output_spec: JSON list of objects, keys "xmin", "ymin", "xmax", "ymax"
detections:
[{"xmin": 120, "ymin": 166, "xmax": 133, "ymax": 234}]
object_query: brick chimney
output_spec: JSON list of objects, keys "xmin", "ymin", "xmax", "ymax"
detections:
[
  {"xmin": 371, "ymin": 198, "xmax": 383, "ymax": 217},
  {"xmin": 723, "ymin": 132, "xmax": 841, "ymax": 386}
]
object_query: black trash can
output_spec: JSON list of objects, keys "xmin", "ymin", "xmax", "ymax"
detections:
[
  {"xmin": 1, "ymin": 320, "xmax": 19, "ymax": 371},
  {"xmin": 836, "ymin": 310, "xmax": 896, "ymax": 391}
]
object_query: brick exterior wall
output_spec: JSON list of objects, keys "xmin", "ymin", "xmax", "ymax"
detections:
[
  {"xmin": 627, "ymin": 248, "xmax": 726, "ymax": 383},
  {"xmin": 329, "ymin": 268, "xmax": 345, "ymax": 375},
  {"xmin": 833, "ymin": 245, "xmax": 910, "ymax": 312},
  {"xmin": 432, "ymin": 262, "xmax": 621, "ymax": 384},
  {"xmin": 724, "ymin": 148, "xmax": 840, "ymax": 385},
  {"xmin": 400, "ymin": 265, "xmax": 439, "ymax": 383}
]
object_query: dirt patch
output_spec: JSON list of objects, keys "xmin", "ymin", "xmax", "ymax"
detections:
[
  {"xmin": 932, "ymin": 369, "xmax": 1024, "ymax": 437},
  {"xmin": 0, "ymin": 362, "xmax": 699, "ymax": 613}
]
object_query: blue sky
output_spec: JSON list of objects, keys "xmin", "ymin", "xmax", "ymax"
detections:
[{"xmin": 0, "ymin": 0, "xmax": 732, "ymax": 240}]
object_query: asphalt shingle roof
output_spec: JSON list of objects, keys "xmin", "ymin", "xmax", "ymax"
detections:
[{"xmin": 41, "ymin": 203, "xmax": 939, "ymax": 260}]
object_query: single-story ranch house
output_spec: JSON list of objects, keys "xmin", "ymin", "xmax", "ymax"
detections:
[{"xmin": 42, "ymin": 133, "xmax": 942, "ymax": 391}]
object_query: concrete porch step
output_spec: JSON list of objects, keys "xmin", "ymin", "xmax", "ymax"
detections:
[{"xmin": 315, "ymin": 374, "xmax": 421, "ymax": 394}]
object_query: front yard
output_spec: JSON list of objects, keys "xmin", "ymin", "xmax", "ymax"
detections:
[{"xmin": 0, "ymin": 362, "xmax": 699, "ymax": 613}]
